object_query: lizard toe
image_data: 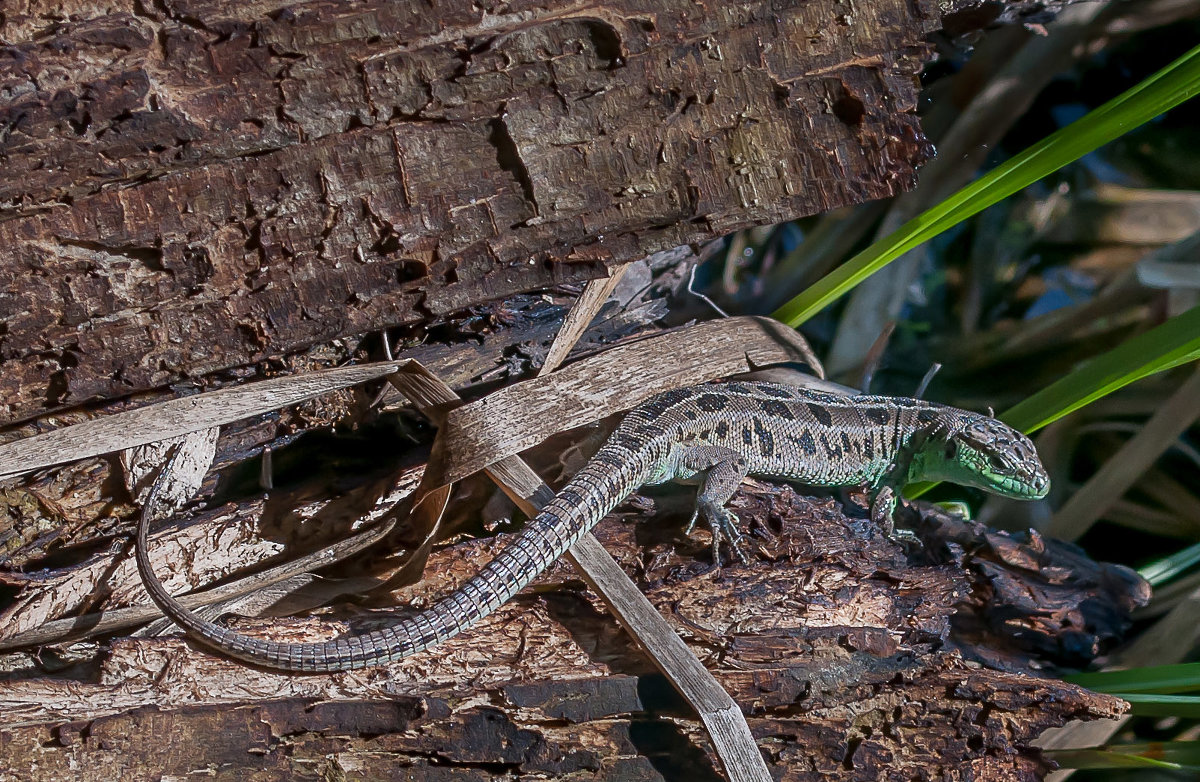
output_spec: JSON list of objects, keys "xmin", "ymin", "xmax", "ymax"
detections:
[{"xmin": 696, "ymin": 500, "xmax": 751, "ymax": 565}]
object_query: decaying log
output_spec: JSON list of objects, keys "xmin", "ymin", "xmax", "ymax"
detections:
[
  {"xmin": 0, "ymin": 482, "xmax": 1140, "ymax": 779},
  {"xmin": 913, "ymin": 506, "xmax": 1153, "ymax": 671},
  {"xmin": 0, "ymin": 0, "xmax": 939, "ymax": 425}
]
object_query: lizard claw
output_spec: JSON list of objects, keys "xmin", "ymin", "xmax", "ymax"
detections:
[
  {"xmin": 870, "ymin": 486, "xmax": 896, "ymax": 537},
  {"xmin": 689, "ymin": 499, "xmax": 751, "ymax": 565}
]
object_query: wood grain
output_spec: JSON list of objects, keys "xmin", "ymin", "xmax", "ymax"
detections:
[{"xmin": 0, "ymin": 0, "xmax": 936, "ymax": 425}]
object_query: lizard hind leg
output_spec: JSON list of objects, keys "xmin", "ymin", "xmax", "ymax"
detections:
[{"xmin": 679, "ymin": 445, "xmax": 752, "ymax": 565}]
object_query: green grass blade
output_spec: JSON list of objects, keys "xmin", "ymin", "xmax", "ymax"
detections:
[
  {"xmin": 1046, "ymin": 742, "xmax": 1200, "ymax": 771},
  {"xmin": 999, "ymin": 305, "xmax": 1200, "ymax": 433},
  {"xmin": 772, "ymin": 43, "xmax": 1200, "ymax": 327},
  {"xmin": 1115, "ymin": 694, "xmax": 1200, "ymax": 718},
  {"xmin": 1138, "ymin": 540, "xmax": 1200, "ymax": 586},
  {"xmin": 1065, "ymin": 662, "xmax": 1200, "ymax": 695}
]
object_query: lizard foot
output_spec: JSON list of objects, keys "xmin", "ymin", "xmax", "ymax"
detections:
[
  {"xmin": 870, "ymin": 486, "xmax": 922, "ymax": 547},
  {"xmin": 687, "ymin": 499, "xmax": 751, "ymax": 565}
]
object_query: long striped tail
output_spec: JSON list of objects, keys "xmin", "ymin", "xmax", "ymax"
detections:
[{"xmin": 137, "ymin": 446, "xmax": 651, "ymax": 672}]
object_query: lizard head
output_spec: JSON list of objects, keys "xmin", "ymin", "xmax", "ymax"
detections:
[{"xmin": 927, "ymin": 416, "xmax": 1050, "ymax": 499}]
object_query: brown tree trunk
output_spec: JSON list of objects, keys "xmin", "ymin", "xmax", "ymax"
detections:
[{"xmin": 0, "ymin": 0, "xmax": 938, "ymax": 425}]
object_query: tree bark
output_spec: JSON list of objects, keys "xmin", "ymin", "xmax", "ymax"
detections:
[
  {"xmin": 0, "ymin": 0, "xmax": 939, "ymax": 425},
  {"xmin": 0, "ymin": 2, "xmax": 1133, "ymax": 779}
]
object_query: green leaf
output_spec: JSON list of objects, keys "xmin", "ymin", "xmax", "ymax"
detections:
[
  {"xmin": 772, "ymin": 43, "xmax": 1200, "ymax": 327},
  {"xmin": 999, "ymin": 305, "xmax": 1200, "ymax": 433},
  {"xmin": 1138, "ymin": 540, "xmax": 1200, "ymax": 586},
  {"xmin": 1065, "ymin": 662, "xmax": 1200, "ymax": 695},
  {"xmin": 1115, "ymin": 693, "xmax": 1200, "ymax": 718}
]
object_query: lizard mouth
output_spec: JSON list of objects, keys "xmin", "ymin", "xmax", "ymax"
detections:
[{"xmin": 997, "ymin": 473, "xmax": 1049, "ymax": 499}]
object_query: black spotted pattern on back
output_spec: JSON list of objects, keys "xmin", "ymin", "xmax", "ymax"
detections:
[
  {"xmin": 759, "ymin": 399, "xmax": 795, "ymax": 419},
  {"xmin": 166, "ymin": 380, "xmax": 997, "ymax": 672},
  {"xmin": 754, "ymin": 384, "xmax": 795, "ymax": 399},
  {"xmin": 806, "ymin": 403, "xmax": 833, "ymax": 427},
  {"xmin": 696, "ymin": 393, "xmax": 728, "ymax": 412},
  {"xmin": 864, "ymin": 408, "xmax": 890, "ymax": 426},
  {"xmin": 793, "ymin": 431, "xmax": 817, "ymax": 455},
  {"xmin": 636, "ymin": 387, "xmax": 692, "ymax": 418},
  {"xmin": 753, "ymin": 416, "xmax": 775, "ymax": 457}
]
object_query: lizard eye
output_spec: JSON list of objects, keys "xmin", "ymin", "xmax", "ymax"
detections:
[{"xmin": 988, "ymin": 454, "xmax": 1008, "ymax": 472}]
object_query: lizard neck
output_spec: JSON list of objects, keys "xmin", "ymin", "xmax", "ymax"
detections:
[{"xmin": 885, "ymin": 406, "xmax": 970, "ymax": 486}]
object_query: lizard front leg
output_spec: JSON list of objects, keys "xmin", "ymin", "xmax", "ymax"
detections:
[
  {"xmin": 679, "ymin": 445, "xmax": 751, "ymax": 564},
  {"xmin": 868, "ymin": 484, "xmax": 923, "ymax": 545},
  {"xmin": 869, "ymin": 485, "xmax": 897, "ymax": 536}
]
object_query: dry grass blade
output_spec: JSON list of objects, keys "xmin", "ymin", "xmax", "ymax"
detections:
[
  {"xmin": 0, "ymin": 515, "xmax": 397, "ymax": 651},
  {"xmin": 539, "ymin": 264, "xmax": 631, "ymax": 375},
  {"xmin": 1044, "ymin": 369, "xmax": 1200, "ymax": 540},
  {"xmin": 531, "ymin": 281, "xmax": 769, "ymax": 781},
  {"xmin": 427, "ymin": 316, "xmax": 821, "ymax": 488},
  {"xmin": 3, "ymin": 317, "xmax": 807, "ymax": 780},
  {"xmin": 407, "ymin": 371, "xmax": 772, "ymax": 782},
  {"xmin": 1040, "ymin": 578, "xmax": 1200, "ymax": 781},
  {"xmin": 0, "ymin": 360, "xmax": 411, "ymax": 482},
  {"xmin": 395, "ymin": 316, "xmax": 820, "ymax": 581},
  {"xmin": 824, "ymin": 2, "xmax": 1109, "ymax": 375},
  {"xmin": 566, "ymin": 535, "xmax": 770, "ymax": 782}
]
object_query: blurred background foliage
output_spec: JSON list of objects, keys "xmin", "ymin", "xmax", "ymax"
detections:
[{"xmin": 687, "ymin": 4, "xmax": 1200, "ymax": 778}]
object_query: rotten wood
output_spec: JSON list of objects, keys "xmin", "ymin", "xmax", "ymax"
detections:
[
  {"xmin": 0, "ymin": 0, "xmax": 939, "ymax": 426},
  {"xmin": 426, "ymin": 316, "xmax": 821, "ymax": 490},
  {"xmin": 0, "ymin": 463, "xmax": 423, "ymax": 650},
  {"xmin": 0, "ymin": 485, "xmax": 1136, "ymax": 779},
  {"xmin": 379, "ymin": 357, "xmax": 770, "ymax": 781},
  {"xmin": 0, "ymin": 315, "xmax": 818, "ymax": 665},
  {"xmin": 0, "ymin": 288, "xmax": 665, "ymax": 568}
]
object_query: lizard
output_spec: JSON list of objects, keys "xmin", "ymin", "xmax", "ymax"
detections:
[{"xmin": 135, "ymin": 380, "xmax": 1049, "ymax": 672}]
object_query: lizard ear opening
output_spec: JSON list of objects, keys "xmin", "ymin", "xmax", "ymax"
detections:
[{"xmin": 943, "ymin": 440, "xmax": 958, "ymax": 459}]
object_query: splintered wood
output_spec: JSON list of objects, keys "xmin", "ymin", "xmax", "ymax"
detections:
[
  {"xmin": 0, "ymin": 315, "xmax": 1144, "ymax": 778},
  {"xmin": 0, "ymin": 293, "xmax": 664, "ymax": 569},
  {"xmin": 0, "ymin": 0, "xmax": 1146, "ymax": 777}
]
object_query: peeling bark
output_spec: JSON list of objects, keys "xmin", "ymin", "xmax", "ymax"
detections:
[
  {"xmin": 0, "ymin": 0, "xmax": 938, "ymax": 424},
  {"xmin": 0, "ymin": 1, "xmax": 1119, "ymax": 777},
  {"xmin": 0, "ymin": 287, "xmax": 662, "ymax": 568}
]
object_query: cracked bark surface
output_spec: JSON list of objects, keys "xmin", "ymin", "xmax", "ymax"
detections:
[
  {"xmin": 0, "ymin": 484, "xmax": 1136, "ymax": 780},
  {"xmin": 0, "ymin": 0, "xmax": 939, "ymax": 425}
]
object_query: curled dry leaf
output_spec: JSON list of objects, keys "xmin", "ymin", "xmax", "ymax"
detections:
[{"xmin": 119, "ymin": 428, "xmax": 219, "ymax": 510}]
